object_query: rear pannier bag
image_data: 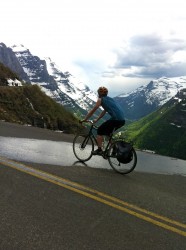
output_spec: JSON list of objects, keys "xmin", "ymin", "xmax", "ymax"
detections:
[{"xmin": 116, "ymin": 141, "xmax": 133, "ymax": 164}]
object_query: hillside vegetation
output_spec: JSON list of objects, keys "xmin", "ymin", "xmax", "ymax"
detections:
[
  {"xmin": 0, "ymin": 84, "xmax": 81, "ymax": 133},
  {"xmin": 0, "ymin": 62, "xmax": 20, "ymax": 85},
  {"xmin": 124, "ymin": 90, "xmax": 186, "ymax": 160}
]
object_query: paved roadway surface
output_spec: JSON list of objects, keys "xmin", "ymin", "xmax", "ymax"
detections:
[{"xmin": 0, "ymin": 121, "xmax": 186, "ymax": 250}]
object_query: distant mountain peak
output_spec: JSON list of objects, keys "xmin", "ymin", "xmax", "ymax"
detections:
[
  {"xmin": 0, "ymin": 43, "xmax": 30, "ymax": 82},
  {"xmin": 115, "ymin": 76, "xmax": 186, "ymax": 120}
]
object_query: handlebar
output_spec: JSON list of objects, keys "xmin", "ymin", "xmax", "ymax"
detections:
[
  {"xmin": 79, "ymin": 120, "xmax": 93, "ymax": 124},
  {"xmin": 79, "ymin": 120, "xmax": 98, "ymax": 129}
]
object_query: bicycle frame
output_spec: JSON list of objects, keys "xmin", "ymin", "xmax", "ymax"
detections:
[
  {"xmin": 86, "ymin": 123, "xmax": 97, "ymax": 144},
  {"xmin": 81, "ymin": 121, "xmax": 115, "ymax": 158}
]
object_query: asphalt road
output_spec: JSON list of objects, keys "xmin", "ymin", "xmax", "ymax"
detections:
[{"xmin": 0, "ymin": 121, "xmax": 186, "ymax": 250}]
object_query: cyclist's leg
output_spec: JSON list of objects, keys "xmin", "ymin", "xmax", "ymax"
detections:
[
  {"xmin": 112, "ymin": 120, "xmax": 125, "ymax": 131},
  {"xmin": 92, "ymin": 136, "xmax": 103, "ymax": 155},
  {"xmin": 98, "ymin": 120, "xmax": 125, "ymax": 137},
  {"xmin": 93, "ymin": 120, "xmax": 125, "ymax": 155},
  {"xmin": 111, "ymin": 120, "xmax": 125, "ymax": 151},
  {"xmin": 92, "ymin": 120, "xmax": 111, "ymax": 155},
  {"xmin": 97, "ymin": 120, "xmax": 116, "ymax": 135},
  {"xmin": 102, "ymin": 120, "xmax": 125, "ymax": 149},
  {"xmin": 97, "ymin": 135, "xmax": 103, "ymax": 148},
  {"xmin": 93, "ymin": 120, "xmax": 115, "ymax": 153}
]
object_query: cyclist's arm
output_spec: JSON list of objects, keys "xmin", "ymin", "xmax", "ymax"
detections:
[
  {"xmin": 94, "ymin": 110, "xmax": 106, "ymax": 123},
  {"xmin": 83, "ymin": 98, "xmax": 101, "ymax": 121}
]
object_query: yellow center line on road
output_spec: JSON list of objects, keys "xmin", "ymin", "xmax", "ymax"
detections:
[{"xmin": 0, "ymin": 156, "xmax": 186, "ymax": 237}]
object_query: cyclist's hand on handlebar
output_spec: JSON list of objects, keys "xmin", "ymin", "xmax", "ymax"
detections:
[
  {"xmin": 79, "ymin": 120, "xmax": 94, "ymax": 124},
  {"xmin": 79, "ymin": 119, "xmax": 89, "ymax": 124},
  {"xmin": 79, "ymin": 120, "xmax": 87, "ymax": 129}
]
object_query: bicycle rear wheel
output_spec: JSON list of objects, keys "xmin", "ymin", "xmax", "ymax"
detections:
[
  {"xmin": 108, "ymin": 141, "xmax": 137, "ymax": 174},
  {"xmin": 73, "ymin": 134, "xmax": 94, "ymax": 162}
]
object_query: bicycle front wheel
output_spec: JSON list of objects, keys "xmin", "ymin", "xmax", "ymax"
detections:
[
  {"xmin": 73, "ymin": 134, "xmax": 94, "ymax": 162},
  {"xmin": 108, "ymin": 141, "xmax": 137, "ymax": 174}
]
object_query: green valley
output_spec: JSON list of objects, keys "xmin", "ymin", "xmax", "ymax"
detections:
[{"xmin": 123, "ymin": 90, "xmax": 186, "ymax": 160}]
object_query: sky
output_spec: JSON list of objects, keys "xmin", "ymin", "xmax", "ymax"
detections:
[{"xmin": 1, "ymin": 0, "xmax": 186, "ymax": 96}]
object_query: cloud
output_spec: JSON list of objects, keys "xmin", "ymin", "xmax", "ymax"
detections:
[
  {"xmin": 114, "ymin": 34, "xmax": 186, "ymax": 78},
  {"xmin": 101, "ymin": 70, "xmax": 118, "ymax": 78}
]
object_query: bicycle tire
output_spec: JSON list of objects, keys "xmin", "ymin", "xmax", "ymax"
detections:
[
  {"xmin": 73, "ymin": 134, "xmax": 94, "ymax": 162},
  {"xmin": 107, "ymin": 141, "xmax": 137, "ymax": 174}
]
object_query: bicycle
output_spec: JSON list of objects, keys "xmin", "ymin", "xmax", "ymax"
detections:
[{"xmin": 73, "ymin": 121, "xmax": 137, "ymax": 174}]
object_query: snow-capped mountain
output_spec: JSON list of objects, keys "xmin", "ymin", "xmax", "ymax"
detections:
[
  {"xmin": 10, "ymin": 44, "xmax": 98, "ymax": 113},
  {"xmin": 0, "ymin": 43, "xmax": 30, "ymax": 82},
  {"xmin": 44, "ymin": 57, "xmax": 97, "ymax": 110},
  {"xmin": 114, "ymin": 77, "xmax": 186, "ymax": 120},
  {"xmin": 1, "ymin": 42, "xmax": 186, "ymax": 122}
]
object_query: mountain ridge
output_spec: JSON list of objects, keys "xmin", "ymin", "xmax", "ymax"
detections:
[{"xmin": 114, "ymin": 76, "xmax": 186, "ymax": 120}]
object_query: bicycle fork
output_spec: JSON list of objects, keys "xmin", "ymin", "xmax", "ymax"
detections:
[{"xmin": 81, "ymin": 136, "xmax": 90, "ymax": 149}]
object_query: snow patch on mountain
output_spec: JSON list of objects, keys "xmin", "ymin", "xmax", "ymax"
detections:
[
  {"xmin": 118, "ymin": 76, "xmax": 186, "ymax": 107},
  {"xmin": 11, "ymin": 44, "xmax": 27, "ymax": 53}
]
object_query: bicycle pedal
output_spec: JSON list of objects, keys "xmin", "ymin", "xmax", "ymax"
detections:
[{"xmin": 102, "ymin": 153, "xmax": 108, "ymax": 159}]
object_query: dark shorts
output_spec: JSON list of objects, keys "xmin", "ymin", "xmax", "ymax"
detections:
[{"xmin": 97, "ymin": 120, "xmax": 125, "ymax": 136}]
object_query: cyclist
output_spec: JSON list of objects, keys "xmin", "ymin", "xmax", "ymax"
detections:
[{"xmin": 81, "ymin": 86, "xmax": 125, "ymax": 155}]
